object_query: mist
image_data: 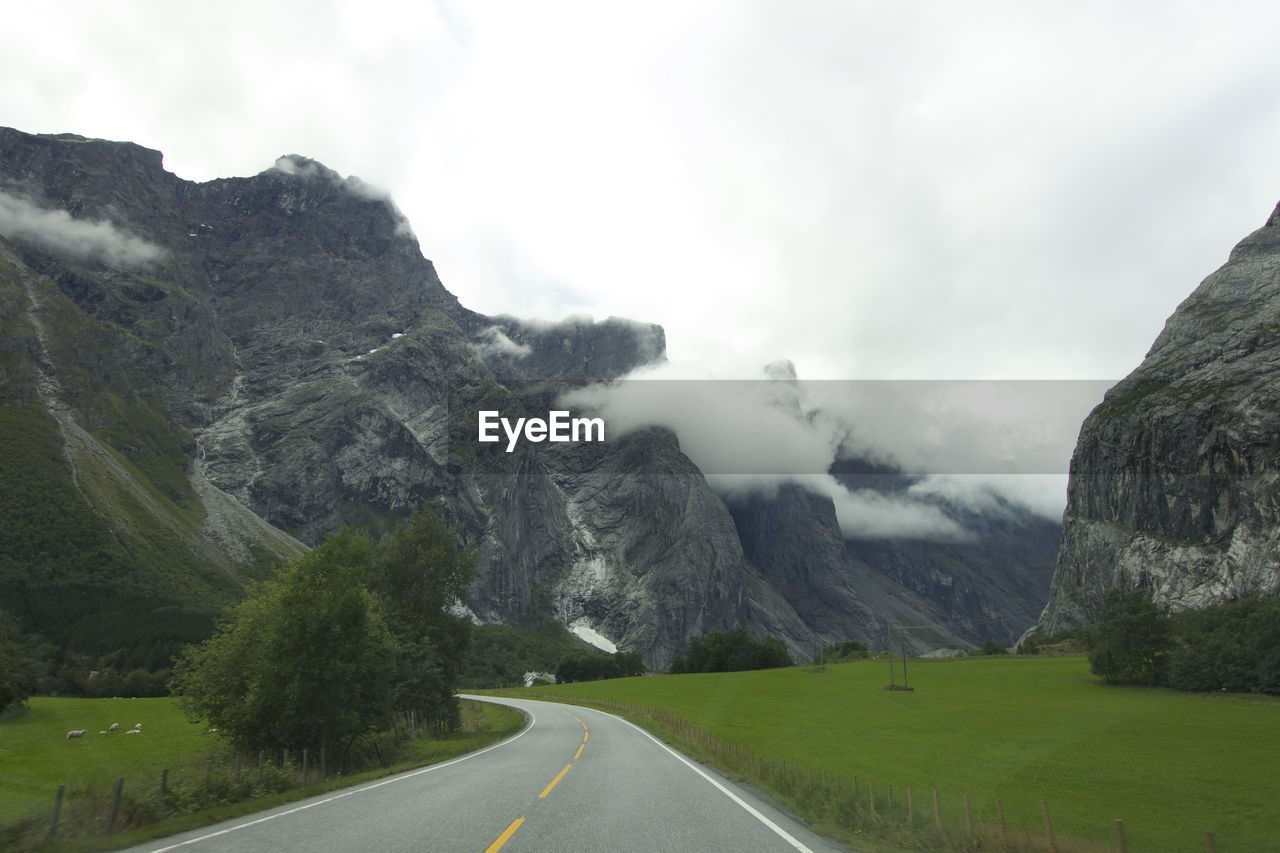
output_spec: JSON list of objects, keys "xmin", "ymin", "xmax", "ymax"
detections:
[
  {"xmin": 560, "ymin": 367, "xmax": 1105, "ymax": 539},
  {"xmin": 0, "ymin": 190, "xmax": 165, "ymax": 269}
]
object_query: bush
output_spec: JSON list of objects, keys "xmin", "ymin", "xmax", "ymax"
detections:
[
  {"xmin": 669, "ymin": 630, "xmax": 793, "ymax": 674},
  {"xmin": 1087, "ymin": 588, "xmax": 1171, "ymax": 686},
  {"xmin": 1164, "ymin": 597, "xmax": 1280, "ymax": 694},
  {"xmin": 555, "ymin": 650, "xmax": 645, "ymax": 683},
  {"xmin": 813, "ymin": 638, "xmax": 870, "ymax": 664}
]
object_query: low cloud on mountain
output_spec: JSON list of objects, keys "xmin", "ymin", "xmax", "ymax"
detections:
[{"xmin": 0, "ymin": 189, "xmax": 165, "ymax": 269}]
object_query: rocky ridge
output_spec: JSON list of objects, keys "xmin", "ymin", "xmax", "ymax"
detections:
[{"xmin": 1035, "ymin": 203, "xmax": 1280, "ymax": 634}]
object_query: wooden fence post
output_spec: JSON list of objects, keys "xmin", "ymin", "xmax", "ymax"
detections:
[
  {"xmin": 1042, "ymin": 801, "xmax": 1056, "ymax": 852},
  {"xmin": 997, "ymin": 799, "xmax": 1006, "ymax": 847},
  {"xmin": 258, "ymin": 750, "xmax": 265, "ymax": 784},
  {"xmin": 1205, "ymin": 831, "xmax": 1217, "ymax": 853},
  {"xmin": 235, "ymin": 754, "xmax": 242, "ymax": 779},
  {"xmin": 934, "ymin": 789, "xmax": 941, "ymax": 830},
  {"xmin": 869, "ymin": 780, "xmax": 875, "ymax": 816},
  {"xmin": 161, "ymin": 768, "xmax": 168, "ymax": 794},
  {"xmin": 108, "ymin": 776, "xmax": 124, "ymax": 833},
  {"xmin": 321, "ymin": 745, "xmax": 327, "ymax": 781},
  {"xmin": 888, "ymin": 783, "xmax": 893, "ymax": 810},
  {"xmin": 302, "ymin": 748, "xmax": 308, "ymax": 784},
  {"xmin": 907, "ymin": 786, "xmax": 914, "ymax": 822},
  {"xmin": 964, "ymin": 793, "xmax": 972, "ymax": 839},
  {"xmin": 1115, "ymin": 819, "xmax": 1126, "ymax": 853},
  {"xmin": 48, "ymin": 785, "xmax": 64, "ymax": 841}
]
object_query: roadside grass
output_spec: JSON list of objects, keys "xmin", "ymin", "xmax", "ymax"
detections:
[
  {"xmin": 509, "ymin": 656, "xmax": 1279, "ymax": 852},
  {"xmin": 1, "ymin": 697, "xmax": 526, "ymax": 852}
]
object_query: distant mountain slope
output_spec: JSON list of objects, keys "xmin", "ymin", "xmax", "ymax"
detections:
[{"xmin": 1034, "ymin": 203, "xmax": 1280, "ymax": 634}]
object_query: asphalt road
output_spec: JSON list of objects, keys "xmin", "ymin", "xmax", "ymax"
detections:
[{"xmin": 124, "ymin": 695, "xmax": 851, "ymax": 853}]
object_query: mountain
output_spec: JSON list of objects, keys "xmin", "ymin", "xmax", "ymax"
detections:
[
  {"xmin": 0, "ymin": 127, "xmax": 1058, "ymax": 670},
  {"xmin": 1034, "ymin": 203, "xmax": 1280, "ymax": 634}
]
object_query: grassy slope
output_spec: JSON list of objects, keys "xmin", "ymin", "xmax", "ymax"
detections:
[{"xmin": 525, "ymin": 656, "xmax": 1279, "ymax": 851}]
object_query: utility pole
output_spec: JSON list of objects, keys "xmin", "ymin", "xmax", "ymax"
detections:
[
  {"xmin": 884, "ymin": 622, "xmax": 915, "ymax": 692},
  {"xmin": 900, "ymin": 627, "xmax": 910, "ymax": 689},
  {"xmin": 887, "ymin": 623, "xmax": 896, "ymax": 687}
]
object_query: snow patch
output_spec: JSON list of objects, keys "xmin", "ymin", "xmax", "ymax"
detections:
[{"xmin": 570, "ymin": 618, "xmax": 617, "ymax": 654}]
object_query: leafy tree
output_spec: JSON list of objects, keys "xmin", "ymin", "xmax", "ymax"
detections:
[
  {"xmin": 370, "ymin": 507, "xmax": 477, "ymax": 731},
  {"xmin": 1165, "ymin": 597, "xmax": 1280, "ymax": 694},
  {"xmin": 1087, "ymin": 588, "xmax": 1171, "ymax": 686},
  {"xmin": 172, "ymin": 527, "xmax": 395, "ymax": 754},
  {"xmin": 756, "ymin": 635, "xmax": 793, "ymax": 669},
  {"xmin": 980, "ymin": 638, "xmax": 1008, "ymax": 656},
  {"xmin": 0, "ymin": 610, "xmax": 35, "ymax": 711}
]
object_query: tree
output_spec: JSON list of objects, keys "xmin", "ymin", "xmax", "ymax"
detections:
[
  {"xmin": 1088, "ymin": 588, "xmax": 1171, "ymax": 686},
  {"xmin": 172, "ymin": 527, "xmax": 395, "ymax": 754},
  {"xmin": 370, "ymin": 507, "xmax": 477, "ymax": 731},
  {"xmin": 0, "ymin": 610, "xmax": 35, "ymax": 712},
  {"xmin": 669, "ymin": 630, "xmax": 793, "ymax": 673}
]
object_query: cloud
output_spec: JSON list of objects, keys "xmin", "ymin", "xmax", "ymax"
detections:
[
  {"xmin": 0, "ymin": 189, "xmax": 165, "ymax": 268},
  {"xmin": 271, "ymin": 155, "xmax": 415, "ymax": 237},
  {"xmin": 907, "ymin": 474, "xmax": 1068, "ymax": 522},
  {"xmin": 469, "ymin": 326, "xmax": 532, "ymax": 361},
  {"xmin": 560, "ymin": 369, "xmax": 1094, "ymax": 538}
]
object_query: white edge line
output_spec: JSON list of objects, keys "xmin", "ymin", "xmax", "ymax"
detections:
[
  {"xmin": 582, "ymin": 705, "xmax": 816, "ymax": 853},
  {"xmin": 145, "ymin": 699, "xmax": 535, "ymax": 852}
]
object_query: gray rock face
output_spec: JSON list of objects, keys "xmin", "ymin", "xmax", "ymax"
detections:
[
  {"xmin": 1035, "ymin": 204, "xmax": 1280, "ymax": 634},
  {"xmin": 2, "ymin": 126, "xmax": 1063, "ymax": 669}
]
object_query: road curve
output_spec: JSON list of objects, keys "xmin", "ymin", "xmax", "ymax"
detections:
[{"xmin": 123, "ymin": 695, "xmax": 851, "ymax": 853}]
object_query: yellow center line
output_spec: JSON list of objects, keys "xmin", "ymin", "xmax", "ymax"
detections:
[
  {"xmin": 574, "ymin": 744, "xmax": 584, "ymax": 760},
  {"xmin": 582, "ymin": 730, "xmax": 588, "ymax": 741},
  {"xmin": 484, "ymin": 818, "xmax": 524, "ymax": 853},
  {"xmin": 539, "ymin": 763, "xmax": 572, "ymax": 799}
]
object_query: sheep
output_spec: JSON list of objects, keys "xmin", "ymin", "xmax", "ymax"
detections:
[
  {"xmin": 124, "ymin": 729, "xmax": 140, "ymax": 735},
  {"xmin": 66, "ymin": 730, "xmax": 87, "ymax": 739},
  {"xmin": 108, "ymin": 722, "xmax": 119, "ymax": 731}
]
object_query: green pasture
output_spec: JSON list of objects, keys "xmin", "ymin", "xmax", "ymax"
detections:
[
  {"xmin": 0, "ymin": 697, "xmax": 215, "ymax": 825},
  {"xmin": 527, "ymin": 656, "xmax": 1280, "ymax": 851},
  {"xmin": 0, "ymin": 696, "xmax": 526, "ymax": 850}
]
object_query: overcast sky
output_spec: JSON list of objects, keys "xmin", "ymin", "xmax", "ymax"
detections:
[{"xmin": 6, "ymin": 1, "xmax": 1280, "ymax": 525}]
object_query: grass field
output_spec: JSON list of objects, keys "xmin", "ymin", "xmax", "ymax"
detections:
[
  {"xmin": 521, "ymin": 656, "xmax": 1280, "ymax": 852},
  {"xmin": 0, "ymin": 696, "xmax": 526, "ymax": 851},
  {"xmin": 0, "ymin": 697, "xmax": 216, "ymax": 826}
]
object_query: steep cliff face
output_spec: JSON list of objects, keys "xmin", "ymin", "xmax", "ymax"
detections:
[
  {"xmin": 2, "ymin": 126, "xmax": 1061, "ymax": 669},
  {"xmin": 1035, "ymin": 204, "xmax": 1280, "ymax": 633}
]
